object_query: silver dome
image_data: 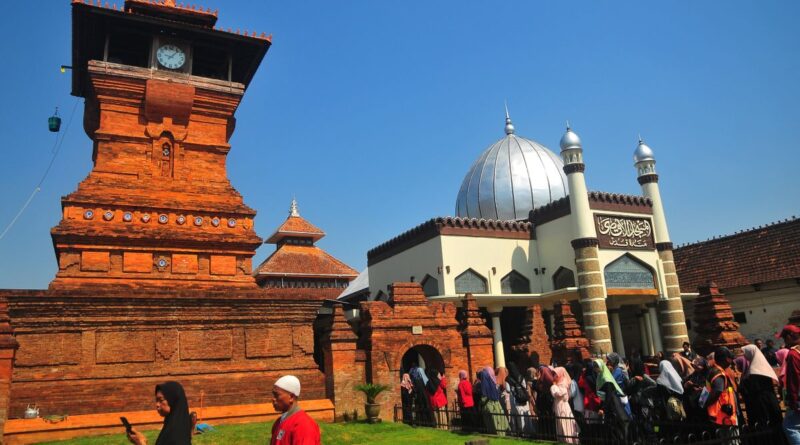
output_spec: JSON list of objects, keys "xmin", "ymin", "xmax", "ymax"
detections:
[
  {"xmin": 633, "ymin": 138, "xmax": 655, "ymax": 163},
  {"xmin": 560, "ymin": 128, "xmax": 582, "ymax": 151},
  {"xmin": 455, "ymin": 122, "xmax": 569, "ymax": 221}
]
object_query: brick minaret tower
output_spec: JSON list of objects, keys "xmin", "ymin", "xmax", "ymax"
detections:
[
  {"xmin": 50, "ymin": 0, "xmax": 271, "ymax": 289},
  {"xmin": 634, "ymin": 138, "xmax": 690, "ymax": 352},
  {"xmin": 559, "ymin": 125, "xmax": 612, "ymax": 355}
]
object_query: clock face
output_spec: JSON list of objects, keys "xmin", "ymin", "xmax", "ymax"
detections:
[{"xmin": 156, "ymin": 44, "xmax": 186, "ymax": 70}]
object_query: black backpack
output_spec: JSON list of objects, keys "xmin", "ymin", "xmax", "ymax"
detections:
[{"xmin": 509, "ymin": 377, "xmax": 530, "ymax": 404}]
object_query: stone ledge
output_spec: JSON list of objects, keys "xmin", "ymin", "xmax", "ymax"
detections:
[{"xmin": 4, "ymin": 399, "xmax": 333, "ymax": 445}]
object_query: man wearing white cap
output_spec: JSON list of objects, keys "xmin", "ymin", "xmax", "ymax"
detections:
[{"xmin": 270, "ymin": 375, "xmax": 320, "ymax": 445}]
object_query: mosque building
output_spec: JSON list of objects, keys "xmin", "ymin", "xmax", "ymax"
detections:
[{"xmin": 348, "ymin": 112, "xmax": 691, "ymax": 366}]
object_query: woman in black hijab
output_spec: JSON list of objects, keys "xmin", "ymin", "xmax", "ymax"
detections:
[{"xmin": 128, "ymin": 381, "xmax": 192, "ymax": 445}]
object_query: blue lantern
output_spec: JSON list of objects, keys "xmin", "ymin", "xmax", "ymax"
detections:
[{"xmin": 48, "ymin": 107, "xmax": 61, "ymax": 132}]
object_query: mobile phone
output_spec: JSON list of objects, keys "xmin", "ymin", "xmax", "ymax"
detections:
[{"xmin": 120, "ymin": 416, "xmax": 133, "ymax": 434}]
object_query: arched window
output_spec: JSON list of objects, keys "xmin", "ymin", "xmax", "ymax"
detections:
[
  {"xmin": 604, "ymin": 254, "xmax": 655, "ymax": 289},
  {"xmin": 552, "ymin": 267, "xmax": 576, "ymax": 290},
  {"xmin": 455, "ymin": 269, "xmax": 488, "ymax": 294},
  {"xmin": 420, "ymin": 275, "xmax": 439, "ymax": 297},
  {"xmin": 501, "ymin": 270, "xmax": 530, "ymax": 294}
]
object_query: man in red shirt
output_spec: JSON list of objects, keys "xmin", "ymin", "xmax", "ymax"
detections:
[
  {"xmin": 270, "ymin": 375, "xmax": 321, "ymax": 445},
  {"xmin": 778, "ymin": 324, "xmax": 800, "ymax": 445}
]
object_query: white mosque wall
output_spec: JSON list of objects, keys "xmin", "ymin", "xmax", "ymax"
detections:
[
  {"xmin": 368, "ymin": 237, "xmax": 444, "ymax": 298},
  {"xmin": 439, "ymin": 236, "xmax": 540, "ymax": 294},
  {"xmin": 534, "ymin": 215, "xmax": 577, "ymax": 293},
  {"xmin": 682, "ymin": 279, "xmax": 800, "ymax": 345}
]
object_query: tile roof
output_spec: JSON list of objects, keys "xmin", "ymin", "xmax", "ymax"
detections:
[
  {"xmin": 673, "ymin": 216, "xmax": 800, "ymax": 293},
  {"xmin": 254, "ymin": 244, "xmax": 358, "ymax": 278},
  {"xmin": 265, "ymin": 216, "xmax": 325, "ymax": 244}
]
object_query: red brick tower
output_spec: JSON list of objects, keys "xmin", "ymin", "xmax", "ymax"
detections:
[
  {"xmin": 50, "ymin": 0, "xmax": 271, "ymax": 289},
  {"xmin": 691, "ymin": 282, "xmax": 749, "ymax": 355},
  {"xmin": 550, "ymin": 300, "xmax": 591, "ymax": 365}
]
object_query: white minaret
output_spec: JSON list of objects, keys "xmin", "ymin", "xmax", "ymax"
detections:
[
  {"xmin": 559, "ymin": 124, "xmax": 595, "ymax": 240},
  {"xmin": 633, "ymin": 138, "xmax": 669, "ymax": 243}
]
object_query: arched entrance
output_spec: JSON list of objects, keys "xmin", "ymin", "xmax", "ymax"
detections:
[{"xmin": 400, "ymin": 344, "xmax": 445, "ymax": 375}]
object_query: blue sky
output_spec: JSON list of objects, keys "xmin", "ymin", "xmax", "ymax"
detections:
[{"xmin": 1, "ymin": 1, "xmax": 798, "ymax": 289}]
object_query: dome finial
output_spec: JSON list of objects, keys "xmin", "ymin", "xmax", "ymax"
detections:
[
  {"xmin": 638, "ymin": 133, "xmax": 643, "ymax": 145},
  {"xmin": 559, "ymin": 121, "xmax": 581, "ymax": 151},
  {"xmin": 289, "ymin": 196, "xmax": 300, "ymax": 217},
  {"xmin": 504, "ymin": 100, "xmax": 515, "ymax": 135},
  {"xmin": 566, "ymin": 120, "xmax": 571, "ymax": 131}
]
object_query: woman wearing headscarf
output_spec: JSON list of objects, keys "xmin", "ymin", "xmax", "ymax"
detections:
[
  {"xmin": 400, "ymin": 373, "xmax": 415, "ymax": 424},
  {"xmin": 426, "ymin": 368, "xmax": 447, "ymax": 428},
  {"xmin": 495, "ymin": 367, "xmax": 513, "ymax": 420},
  {"xmin": 655, "ymin": 360, "xmax": 686, "ymax": 420},
  {"xmin": 536, "ymin": 365, "xmax": 557, "ymax": 440},
  {"xmin": 777, "ymin": 348, "xmax": 790, "ymax": 393},
  {"xmin": 551, "ymin": 367, "xmax": 579, "ymax": 444},
  {"xmin": 478, "ymin": 366, "xmax": 509, "ymax": 436},
  {"xmin": 592, "ymin": 358, "xmax": 631, "ymax": 443},
  {"xmin": 683, "ymin": 356, "xmax": 710, "ymax": 423},
  {"xmin": 625, "ymin": 355, "xmax": 657, "ymax": 438},
  {"xmin": 457, "ymin": 370, "xmax": 476, "ymax": 431},
  {"xmin": 606, "ymin": 352, "xmax": 629, "ymax": 388},
  {"xmin": 410, "ymin": 367, "xmax": 433, "ymax": 426},
  {"xmin": 739, "ymin": 345, "xmax": 783, "ymax": 439},
  {"xmin": 578, "ymin": 359, "xmax": 601, "ymax": 440},
  {"xmin": 127, "ymin": 381, "xmax": 192, "ymax": 445},
  {"xmin": 507, "ymin": 363, "xmax": 532, "ymax": 435},
  {"xmin": 670, "ymin": 352, "xmax": 695, "ymax": 380}
]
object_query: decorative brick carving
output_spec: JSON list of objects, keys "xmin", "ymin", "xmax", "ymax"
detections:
[
  {"xmin": 550, "ymin": 300, "xmax": 591, "ymax": 365},
  {"xmin": 691, "ymin": 282, "xmax": 749, "ymax": 356},
  {"xmin": 210, "ymin": 255, "xmax": 237, "ymax": 276},
  {"xmin": 172, "ymin": 254, "xmax": 199, "ymax": 274},
  {"xmin": 0, "ymin": 297, "xmax": 18, "ymax": 440},
  {"xmin": 96, "ymin": 331, "xmax": 155, "ymax": 364},
  {"xmin": 293, "ymin": 325, "xmax": 315, "ymax": 356},
  {"xmin": 123, "ymin": 252, "xmax": 152, "ymax": 273},
  {"xmin": 155, "ymin": 329, "xmax": 178, "ymax": 361},
  {"xmin": 510, "ymin": 305, "xmax": 551, "ymax": 369},
  {"xmin": 80, "ymin": 251, "xmax": 110, "ymax": 272},
  {"xmin": 179, "ymin": 329, "xmax": 233, "ymax": 360},
  {"xmin": 245, "ymin": 327, "xmax": 292, "ymax": 358},
  {"xmin": 15, "ymin": 333, "xmax": 81, "ymax": 367}
]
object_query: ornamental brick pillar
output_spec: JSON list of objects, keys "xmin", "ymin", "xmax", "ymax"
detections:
[
  {"xmin": 550, "ymin": 300, "xmax": 591, "ymax": 365},
  {"xmin": 656, "ymin": 245, "xmax": 690, "ymax": 353},
  {"xmin": 0, "ymin": 297, "xmax": 18, "ymax": 439},
  {"xmin": 508, "ymin": 305, "xmax": 552, "ymax": 371},
  {"xmin": 572, "ymin": 239, "xmax": 613, "ymax": 355},
  {"xmin": 322, "ymin": 306, "xmax": 364, "ymax": 421},
  {"xmin": 691, "ymin": 282, "xmax": 748, "ymax": 356},
  {"xmin": 459, "ymin": 294, "xmax": 494, "ymax": 377}
]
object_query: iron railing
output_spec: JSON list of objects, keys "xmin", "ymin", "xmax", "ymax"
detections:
[{"xmin": 393, "ymin": 403, "xmax": 784, "ymax": 445}]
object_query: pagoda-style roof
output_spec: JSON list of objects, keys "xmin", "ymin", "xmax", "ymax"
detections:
[
  {"xmin": 255, "ymin": 245, "xmax": 358, "ymax": 279},
  {"xmin": 265, "ymin": 216, "xmax": 325, "ymax": 244},
  {"xmin": 255, "ymin": 200, "xmax": 357, "ymax": 282}
]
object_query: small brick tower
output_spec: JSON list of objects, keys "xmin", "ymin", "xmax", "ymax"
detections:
[
  {"xmin": 550, "ymin": 300, "xmax": 591, "ymax": 365},
  {"xmin": 691, "ymin": 282, "xmax": 749, "ymax": 355}
]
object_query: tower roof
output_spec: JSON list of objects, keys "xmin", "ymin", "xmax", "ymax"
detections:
[{"xmin": 265, "ymin": 200, "xmax": 325, "ymax": 243}]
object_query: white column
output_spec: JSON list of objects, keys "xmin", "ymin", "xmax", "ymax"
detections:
[
  {"xmin": 488, "ymin": 307, "xmax": 506, "ymax": 368},
  {"xmin": 642, "ymin": 309, "xmax": 655, "ymax": 356},
  {"xmin": 609, "ymin": 309, "xmax": 626, "ymax": 357},
  {"xmin": 647, "ymin": 303, "xmax": 664, "ymax": 354},
  {"xmin": 637, "ymin": 311, "xmax": 651, "ymax": 356}
]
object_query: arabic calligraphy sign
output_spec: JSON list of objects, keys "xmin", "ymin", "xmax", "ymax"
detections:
[{"xmin": 595, "ymin": 214, "xmax": 654, "ymax": 250}]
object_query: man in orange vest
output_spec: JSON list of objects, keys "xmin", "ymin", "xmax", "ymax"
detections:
[{"xmin": 704, "ymin": 346, "xmax": 738, "ymax": 427}]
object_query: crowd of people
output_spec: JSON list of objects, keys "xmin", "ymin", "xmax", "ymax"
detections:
[{"xmin": 400, "ymin": 324, "xmax": 800, "ymax": 444}]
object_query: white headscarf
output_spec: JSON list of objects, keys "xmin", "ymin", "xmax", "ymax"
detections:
[
  {"xmin": 656, "ymin": 360, "xmax": 684, "ymax": 395},
  {"xmin": 742, "ymin": 344, "xmax": 778, "ymax": 383}
]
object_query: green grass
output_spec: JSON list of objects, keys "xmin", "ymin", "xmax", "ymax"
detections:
[{"xmin": 37, "ymin": 420, "xmax": 544, "ymax": 444}]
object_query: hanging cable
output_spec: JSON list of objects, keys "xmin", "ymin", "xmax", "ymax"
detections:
[{"xmin": 0, "ymin": 98, "xmax": 80, "ymax": 241}]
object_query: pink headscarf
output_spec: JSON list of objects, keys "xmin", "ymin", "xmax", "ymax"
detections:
[
  {"xmin": 401, "ymin": 373, "xmax": 413, "ymax": 393},
  {"xmin": 554, "ymin": 366, "xmax": 572, "ymax": 391}
]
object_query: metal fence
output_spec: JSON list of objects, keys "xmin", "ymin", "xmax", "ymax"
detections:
[{"xmin": 393, "ymin": 403, "xmax": 784, "ymax": 445}]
